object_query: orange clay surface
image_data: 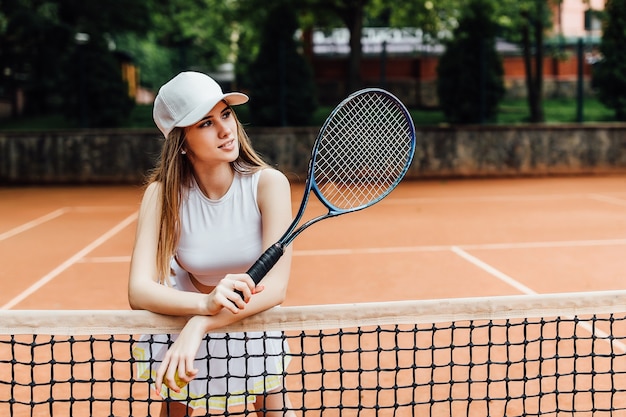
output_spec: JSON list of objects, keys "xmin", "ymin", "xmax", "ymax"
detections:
[
  {"xmin": 1, "ymin": 175, "xmax": 625, "ymax": 311},
  {"xmin": 2, "ymin": 175, "xmax": 626, "ymax": 417}
]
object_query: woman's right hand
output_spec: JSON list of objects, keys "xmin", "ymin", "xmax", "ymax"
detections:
[
  {"xmin": 206, "ymin": 273, "xmax": 264, "ymax": 315},
  {"xmin": 155, "ymin": 316, "xmax": 205, "ymax": 393}
]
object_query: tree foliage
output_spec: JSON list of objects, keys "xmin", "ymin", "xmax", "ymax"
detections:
[
  {"xmin": 113, "ymin": 0, "xmax": 237, "ymax": 92},
  {"xmin": 296, "ymin": 0, "xmax": 372, "ymax": 94},
  {"xmin": 495, "ymin": 0, "xmax": 555, "ymax": 123},
  {"xmin": 436, "ymin": 0, "xmax": 504, "ymax": 124},
  {"xmin": 244, "ymin": 1, "xmax": 317, "ymax": 126},
  {"xmin": 0, "ymin": 0, "xmax": 244, "ymax": 126},
  {"xmin": 377, "ymin": 0, "xmax": 558, "ymax": 124},
  {"xmin": 0, "ymin": 0, "xmax": 151, "ymax": 126},
  {"xmin": 370, "ymin": 0, "xmax": 463, "ymax": 44},
  {"xmin": 147, "ymin": 0, "xmax": 235, "ymax": 72},
  {"xmin": 593, "ymin": 0, "xmax": 626, "ymax": 120},
  {"xmin": 1, "ymin": 0, "xmax": 614, "ymax": 129}
]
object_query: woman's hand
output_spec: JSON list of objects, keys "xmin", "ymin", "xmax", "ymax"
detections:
[
  {"xmin": 154, "ymin": 316, "xmax": 206, "ymax": 393},
  {"xmin": 206, "ymin": 273, "xmax": 265, "ymax": 315},
  {"xmin": 154, "ymin": 273, "xmax": 264, "ymax": 393}
]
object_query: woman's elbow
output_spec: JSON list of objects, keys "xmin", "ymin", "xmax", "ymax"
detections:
[
  {"xmin": 128, "ymin": 295, "xmax": 143, "ymax": 310},
  {"xmin": 271, "ymin": 280, "xmax": 289, "ymax": 305},
  {"xmin": 128, "ymin": 284, "xmax": 148, "ymax": 310},
  {"xmin": 128, "ymin": 297, "xmax": 143, "ymax": 310},
  {"xmin": 273, "ymin": 292, "xmax": 287, "ymax": 306}
]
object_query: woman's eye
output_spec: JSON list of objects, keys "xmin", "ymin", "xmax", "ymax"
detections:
[{"xmin": 222, "ymin": 110, "xmax": 232, "ymax": 119}]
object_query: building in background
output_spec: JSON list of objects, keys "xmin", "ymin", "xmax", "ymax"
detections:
[
  {"xmin": 555, "ymin": 0, "xmax": 604, "ymax": 39},
  {"xmin": 307, "ymin": 1, "xmax": 606, "ymax": 107}
]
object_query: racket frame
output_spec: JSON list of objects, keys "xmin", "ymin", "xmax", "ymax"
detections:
[{"xmin": 245, "ymin": 88, "xmax": 416, "ymax": 284}]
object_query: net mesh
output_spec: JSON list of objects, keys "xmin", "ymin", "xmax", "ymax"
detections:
[
  {"xmin": 3, "ymin": 291, "xmax": 626, "ymax": 416},
  {"xmin": 314, "ymin": 90, "xmax": 414, "ymax": 211}
]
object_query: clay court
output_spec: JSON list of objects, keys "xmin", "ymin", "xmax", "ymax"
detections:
[
  {"xmin": 2, "ymin": 174, "xmax": 626, "ymax": 416},
  {"xmin": 1, "ymin": 174, "xmax": 625, "ymax": 310}
]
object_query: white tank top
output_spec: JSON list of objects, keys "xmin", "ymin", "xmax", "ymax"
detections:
[{"xmin": 175, "ymin": 170, "xmax": 263, "ymax": 287}]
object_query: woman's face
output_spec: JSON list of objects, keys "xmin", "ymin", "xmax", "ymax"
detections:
[{"xmin": 183, "ymin": 101, "xmax": 239, "ymax": 165}]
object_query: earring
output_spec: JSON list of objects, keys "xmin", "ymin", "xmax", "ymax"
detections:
[{"xmin": 181, "ymin": 150, "xmax": 187, "ymax": 155}]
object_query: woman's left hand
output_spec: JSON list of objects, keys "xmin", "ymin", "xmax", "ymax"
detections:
[
  {"xmin": 154, "ymin": 316, "xmax": 207, "ymax": 393},
  {"xmin": 209, "ymin": 273, "xmax": 264, "ymax": 315}
]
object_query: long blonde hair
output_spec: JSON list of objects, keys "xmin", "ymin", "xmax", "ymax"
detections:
[{"xmin": 147, "ymin": 108, "xmax": 268, "ymax": 283}]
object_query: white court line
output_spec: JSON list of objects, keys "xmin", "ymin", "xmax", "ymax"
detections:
[
  {"xmin": 450, "ymin": 245, "xmax": 626, "ymax": 353},
  {"xmin": 385, "ymin": 193, "xmax": 600, "ymax": 204},
  {"xmin": 1, "ymin": 212, "xmax": 138, "ymax": 310},
  {"xmin": 0, "ymin": 208, "xmax": 68, "ymax": 241},
  {"xmin": 450, "ymin": 246, "xmax": 537, "ymax": 295},
  {"xmin": 293, "ymin": 238, "xmax": 626, "ymax": 257},
  {"xmin": 461, "ymin": 238, "xmax": 626, "ymax": 250},
  {"xmin": 588, "ymin": 194, "xmax": 626, "ymax": 207},
  {"xmin": 0, "ymin": 206, "xmax": 137, "ymax": 242},
  {"xmin": 71, "ymin": 206, "xmax": 138, "ymax": 212},
  {"xmin": 83, "ymin": 238, "xmax": 626, "ymax": 262},
  {"xmin": 383, "ymin": 192, "xmax": 626, "ymax": 205},
  {"xmin": 79, "ymin": 256, "xmax": 131, "ymax": 263},
  {"xmin": 31, "ymin": 223, "xmax": 626, "ymax": 350}
]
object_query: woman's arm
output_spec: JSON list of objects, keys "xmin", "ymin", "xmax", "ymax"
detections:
[
  {"xmin": 209, "ymin": 167, "xmax": 294, "ymax": 322},
  {"xmin": 127, "ymin": 182, "xmax": 249, "ymax": 316},
  {"xmin": 155, "ymin": 168, "xmax": 294, "ymax": 391}
]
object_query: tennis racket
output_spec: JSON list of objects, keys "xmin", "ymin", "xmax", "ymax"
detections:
[{"xmin": 242, "ymin": 88, "xmax": 416, "ymax": 291}]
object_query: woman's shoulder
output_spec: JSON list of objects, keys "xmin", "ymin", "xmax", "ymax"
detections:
[
  {"xmin": 136, "ymin": 181, "xmax": 164, "ymax": 216},
  {"xmin": 145, "ymin": 180, "xmax": 162, "ymax": 192},
  {"xmin": 257, "ymin": 167, "xmax": 290, "ymax": 189},
  {"xmin": 255, "ymin": 168, "xmax": 290, "ymax": 206},
  {"xmin": 142, "ymin": 180, "xmax": 163, "ymax": 201}
]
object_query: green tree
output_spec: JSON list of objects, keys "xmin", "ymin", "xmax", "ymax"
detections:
[
  {"xmin": 112, "ymin": 0, "xmax": 241, "ymax": 99},
  {"xmin": 593, "ymin": 0, "xmax": 626, "ymax": 120},
  {"xmin": 146, "ymin": 0, "xmax": 235, "ymax": 73},
  {"xmin": 60, "ymin": 38, "xmax": 135, "ymax": 128},
  {"xmin": 297, "ymin": 0, "xmax": 372, "ymax": 94},
  {"xmin": 318, "ymin": 0, "xmax": 368, "ymax": 93},
  {"xmin": 113, "ymin": 32, "xmax": 177, "ymax": 92},
  {"xmin": 377, "ymin": 0, "xmax": 557, "ymax": 124},
  {"xmin": 436, "ymin": 0, "xmax": 504, "ymax": 124},
  {"xmin": 245, "ymin": 1, "xmax": 317, "ymax": 126},
  {"xmin": 0, "ymin": 0, "xmax": 151, "ymax": 126},
  {"xmin": 370, "ymin": 0, "xmax": 463, "ymax": 45},
  {"xmin": 497, "ymin": 0, "xmax": 552, "ymax": 123}
]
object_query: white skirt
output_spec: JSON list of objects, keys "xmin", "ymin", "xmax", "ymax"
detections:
[{"xmin": 132, "ymin": 262, "xmax": 290, "ymax": 411}]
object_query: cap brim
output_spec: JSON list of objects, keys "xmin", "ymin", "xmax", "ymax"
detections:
[
  {"xmin": 175, "ymin": 92, "xmax": 249, "ymax": 128},
  {"xmin": 224, "ymin": 92, "xmax": 249, "ymax": 106}
]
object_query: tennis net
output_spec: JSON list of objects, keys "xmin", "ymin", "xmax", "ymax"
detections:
[{"xmin": 2, "ymin": 290, "xmax": 626, "ymax": 416}]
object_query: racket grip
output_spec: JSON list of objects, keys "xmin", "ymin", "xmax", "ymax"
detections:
[
  {"xmin": 247, "ymin": 243, "xmax": 285, "ymax": 284},
  {"xmin": 234, "ymin": 243, "xmax": 285, "ymax": 300}
]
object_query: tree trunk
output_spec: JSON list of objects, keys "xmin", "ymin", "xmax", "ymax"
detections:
[
  {"xmin": 521, "ymin": 10, "xmax": 545, "ymax": 123},
  {"xmin": 521, "ymin": 21, "xmax": 537, "ymax": 122},
  {"xmin": 344, "ymin": 1, "xmax": 364, "ymax": 94},
  {"xmin": 531, "ymin": 4, "xmax": 545, "ymax": 122}
]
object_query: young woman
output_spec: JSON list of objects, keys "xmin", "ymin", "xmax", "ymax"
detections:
[{"xmin": 128, "ymin": 71, "xmax": 295, "ymax": 416}]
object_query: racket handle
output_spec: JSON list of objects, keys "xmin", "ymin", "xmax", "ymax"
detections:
[
  {"xmin": 247, "ymin": 243, "xmax": 285, "ymax": 284},
  {"xmin": 234, "ymin": 243, "xmax": 285, "ymax": 300}
]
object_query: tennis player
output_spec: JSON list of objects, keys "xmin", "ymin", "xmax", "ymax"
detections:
[{"xmin": 128, "ymin": 71, "xmax": 295, "ymax": 416}]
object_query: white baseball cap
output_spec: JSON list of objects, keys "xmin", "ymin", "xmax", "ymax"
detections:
[{"xmin": 153, "ymin": 71, "xmax": 249, "ymax": 138}]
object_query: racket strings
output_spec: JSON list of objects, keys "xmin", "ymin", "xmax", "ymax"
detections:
[{"xmin": 314, "ymin": 92, "xmax": 414, "ymax": 210}]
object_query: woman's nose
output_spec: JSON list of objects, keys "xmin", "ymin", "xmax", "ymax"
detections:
[{"xmin": 216, "ymin": 120, "xmax": 231, "ymax": 137}]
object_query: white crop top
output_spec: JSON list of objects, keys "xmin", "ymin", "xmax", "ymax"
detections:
[{"xmin": 175, "ymin": 170, "xmax": 263, "ymax": 286}]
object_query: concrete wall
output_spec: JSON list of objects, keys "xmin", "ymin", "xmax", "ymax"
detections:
[
  {"xmin": 0, "ymin": 130, "xmax": 163, "ymax": 184},
  {"xmin": 1, "ymin": 124, "xmax": 625, "ymax": 185},
  {"xmin": 411, "ymin": 124, "xmax": 626, "ymax": 178}
]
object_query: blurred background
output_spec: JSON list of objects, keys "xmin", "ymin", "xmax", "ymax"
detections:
[
  {"xmin": 1, "ymin": 0, "xmax": 624, "ymax": 184},
  {"xmin": 0, "ymin": 0, "xmax": 618, "ymax": 129}
]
